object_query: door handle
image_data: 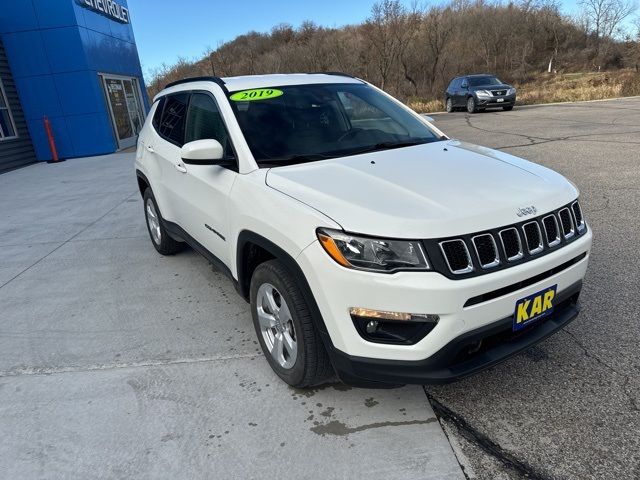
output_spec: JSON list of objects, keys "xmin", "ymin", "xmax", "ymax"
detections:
[
  {"xmin": 146, "ymin": 144, "xmax": 155, "ymax": 153},
  {"xmin": 174, "ymin": 163, "xmax": 187, "ymax": 173}
]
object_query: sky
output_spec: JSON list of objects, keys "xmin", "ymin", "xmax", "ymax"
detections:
[{"xmin": 127, "ymin": 0, "xmax": 595, "ymax": 81}]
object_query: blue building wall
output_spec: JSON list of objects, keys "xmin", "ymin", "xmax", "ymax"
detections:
[{"xmin": 0, "ymin": 0, "xmax": 149, "ymax": 160}]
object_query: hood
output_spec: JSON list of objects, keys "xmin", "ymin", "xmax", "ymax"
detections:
[{"xmin": 265, "ymin": 140, "xmax": 578, "ymax": 238}]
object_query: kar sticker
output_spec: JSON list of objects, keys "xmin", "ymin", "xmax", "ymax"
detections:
[{"xmin": 230, "ymin": 88, "xmax": 283, "ymax": 102}]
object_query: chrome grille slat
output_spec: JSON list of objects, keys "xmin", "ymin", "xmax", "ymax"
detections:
[
  {"xmin": 499, "ymin": 227, "xmax": 523, "ymax": 261},
  {"xmin": 472, "ymin": 234, "xmax": 500, "ymax": 269},
  {"xmin": 558, "ymin": 208, "xmax": 575, "ymax": 239},
  {"xmin": 439, "ymin": 239, "xmax": 474, "ymax": 274},
  {"xmin": 542, "ymin": 214, "xmax": 561, "ymax": 247},
  {"xmin": 523, "ymin": 221, "xmax": 543, "ymax": 254},
  {"xmin": 571, "ymin": 201, "xmax": 585, "ymax": 232}
]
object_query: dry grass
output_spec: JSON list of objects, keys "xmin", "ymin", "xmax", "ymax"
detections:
[
  {"xmin": 407, "ymin": 98, "xmax": 445, "ymax": 113},
  {"xmin": 409, "ymin": 70, "xmax": 640, "ymax": 113}
]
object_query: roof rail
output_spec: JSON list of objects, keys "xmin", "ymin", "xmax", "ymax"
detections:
[
  {"xmin": 164, "ymin": 76, "xmax": 227, "ymax": 90},
  {"xmin": 308, "ymin": 71, "xmax": 358, "ymax": 79}
]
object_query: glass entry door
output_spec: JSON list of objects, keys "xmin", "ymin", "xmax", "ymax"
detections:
[{"xmin": 101, "ymin": 74, "xmax": 145, "ymax": 149}]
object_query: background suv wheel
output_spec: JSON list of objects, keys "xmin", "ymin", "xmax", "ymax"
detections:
[
  {"xmin": 250, "ymin": 260, "xmax": 333, "ymax": 388},
  {"xmin": 143, "ymin": 188, "xmax": 184, "ymax": 255},
  {"xmin": 445, "ymin": 97, "xmax": 454, "ymax": 113},
  {"xmin": 467, "ymin": 96, "xmax": 477, "ymax": 113}
]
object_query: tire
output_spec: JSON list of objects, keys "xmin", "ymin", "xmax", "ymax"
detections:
[
  {"xmin": 250, "ymin": 260, "xmax": 333, "ymax": 388},
  {"xmin": 466, "ymin": 96, "xmax": 477, "ymax": 114},
  {"xmin": 445, "ymin": 97, "xmax": 454, "ymax": 113},
  {"xmin": 143, "ymin": 188, "xmax": 184, "ymax": 255},
  {"xmin": 503, "ymin": 105, "xmax": 514, "ymax": 111}
]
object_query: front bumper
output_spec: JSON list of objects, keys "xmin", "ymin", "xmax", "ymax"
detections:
[
  {"xmin": 331, "ymin": 280, "xmax": 581, "ymax": 385},
  {"xmin": 297, "ymin": 228, "xmax": 592, "ymax": 384},
  {"xmin": 476, "ymin": 94, "xmax": 516, "ymax": 107}
]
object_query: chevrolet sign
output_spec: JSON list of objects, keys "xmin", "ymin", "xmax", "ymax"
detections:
[{"xmin": 76, "ymin": 0, "xmax": 130, "ymax": 24}]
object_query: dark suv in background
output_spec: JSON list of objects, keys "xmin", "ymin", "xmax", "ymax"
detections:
[{"xmin": 445, "ymin": 74, "xmax": 516, "ymax": 113}]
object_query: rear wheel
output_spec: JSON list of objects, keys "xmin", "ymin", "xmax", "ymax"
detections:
[
  {"xmin": 143, "ymin": 188, "xmax": 184, "ymax": 255},
  {"xmin": 250, "ymin": 260, "xmax": 333, "ymax": 388},
  {"xmin": 445, "ymin": 97, "xmax": 454, "ymax": 113},
  {"xmin": 466, "ymin": 96, "xmax": 477, "ymax": 114}
]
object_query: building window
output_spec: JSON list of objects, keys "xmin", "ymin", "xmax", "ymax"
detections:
[{"xmin": 0, "ymin": 79, "xmax": 17, "ymax": 140}]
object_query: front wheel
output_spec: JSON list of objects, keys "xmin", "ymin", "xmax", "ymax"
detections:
[
  {"xmin": 445, "ymin": 97, "xmax": 454, "ymax": 113},
  {"xmin": 250, "ymin": 260, "xmax": 333, "ymax": 388},
  {"xmin": 466, "ymin": 96, "xmax": 477, "ymax": 114}
]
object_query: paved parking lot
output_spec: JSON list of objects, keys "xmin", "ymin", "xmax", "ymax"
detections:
[
  {"xmin": 426, "ymin": 97, "xmax": 640, "ymax": 479},
  {"xmin": 1, "ymin": 97, "xmax": 638, "ymax": 479},
  {"xmin": 0, "ymin": 154, "xmax": 462, "ymax": 478}
]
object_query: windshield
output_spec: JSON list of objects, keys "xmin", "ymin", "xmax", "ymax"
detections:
[
  {"xmin": 467, "ymin": 76, "xmax": 502, "ymax": 87},
  {"xmin": 227, "ymin": 83, "xmax": 442, "ymax": 166}
]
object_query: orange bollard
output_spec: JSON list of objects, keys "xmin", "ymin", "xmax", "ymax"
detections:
[{"xmin": 44, "ymin": 116, "xmax": 63, "ymax": 163}]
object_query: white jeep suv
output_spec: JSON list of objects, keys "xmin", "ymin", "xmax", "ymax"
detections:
[{"xmin": 135, "ymin": 73, "xmax": 592, "ymax": 388}]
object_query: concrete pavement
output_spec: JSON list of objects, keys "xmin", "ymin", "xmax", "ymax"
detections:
[{"xmin": 0, "ymin": 154, "xmax": 464, "ymax": 479}]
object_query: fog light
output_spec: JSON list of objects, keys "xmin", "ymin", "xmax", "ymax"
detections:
[
  {"xmin": 350, "ymin": 308, "xmax": 440, "ymax": 345},
  {"xmin": 365, "ymin": 320, "xmax": 379, "ymax": 334}
]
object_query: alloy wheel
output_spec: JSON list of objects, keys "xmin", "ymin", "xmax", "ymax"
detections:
[
  {"xmin": 256, "ymin": 283, "xmax": 298, "ymax": 369},
  {"xmin": 467, "ymin": 97, "xmax": 475, "ymax": 113},
  {"xmin": 146, "ymin": 198, "xmax": 161, "ymax": 245}
]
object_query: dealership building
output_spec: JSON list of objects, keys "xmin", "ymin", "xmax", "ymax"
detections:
[{"xmin": 0, "ymin": 0, "xmax": 148, "ymax": 172}]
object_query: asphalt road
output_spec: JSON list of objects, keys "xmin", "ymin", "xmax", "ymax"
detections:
[{"xmin": 425, "ymin": 97, "xmax": 640, "ymax": 480}]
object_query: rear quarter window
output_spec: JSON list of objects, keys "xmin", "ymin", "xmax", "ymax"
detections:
[{"xmin": 151, "ymin": 97, "xmax": 165, "ymax": 131}]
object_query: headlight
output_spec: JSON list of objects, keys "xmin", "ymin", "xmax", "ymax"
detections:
[
  {"xmin": 507, "ymin": 88, "xmax": 516, "ymax": 95},
  {"xmin": 316, "ymin": 228, "xmax": 430, "ymax": 272},
  {"xmin": 475, "ymin": 90, "xmax": 491, "ymax": 97}
]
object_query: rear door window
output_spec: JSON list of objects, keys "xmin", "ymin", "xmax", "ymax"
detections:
[{"xmin": 158, "ymin": 93, "xmax": 189, "ymax": 146}]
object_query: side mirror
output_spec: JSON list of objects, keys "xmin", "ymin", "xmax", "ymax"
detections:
[{"xmin": 180, "ymin": 139, "xmax": 225, "ymax": 165}]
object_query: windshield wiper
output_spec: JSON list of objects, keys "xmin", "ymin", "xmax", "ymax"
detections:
[
  {"xmin": 347, "ymin": 139, "xmax": 430, "ymax": 156},
  {"xmin": 258, "ymin": 153, "xmax": 334, "ymax": 167}
]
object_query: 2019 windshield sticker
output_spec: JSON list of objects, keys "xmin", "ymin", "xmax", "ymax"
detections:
[{"xmin": 230, "ymin": 89, "xmax": 283, "ymax": 101}]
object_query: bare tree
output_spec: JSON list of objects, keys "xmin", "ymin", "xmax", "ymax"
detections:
[
  {"xmin": 422, "ymin": 6, "xmax": 455, "ymax": 93},
  {"xmin": 364, "ymin": 0, "xmax": 411, "ymax": 90},
  {"xmin": 579, "ymin": 0, "xmax": 637, "ymax": 56}
]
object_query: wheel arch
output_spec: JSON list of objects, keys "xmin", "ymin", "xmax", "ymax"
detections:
[
  {"xmin": 236, "ymin": 230, "xmax": 332, "ymax": 339},
  {"xmin": 136, "ymin": 170, "xmax": 151, "ymax": 198}
]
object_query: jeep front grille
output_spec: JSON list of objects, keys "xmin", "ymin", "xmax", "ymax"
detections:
[
  {"xmin": 472, "ymin": 234, "xmax": 500, "ymax": 269},
  {"xmin": 439, "ymin": 239, "xmax": 473, "ymax": 274},
  {"xmin": 426, "ymin": 200, "xmax": 587, "ymax": 279}
]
